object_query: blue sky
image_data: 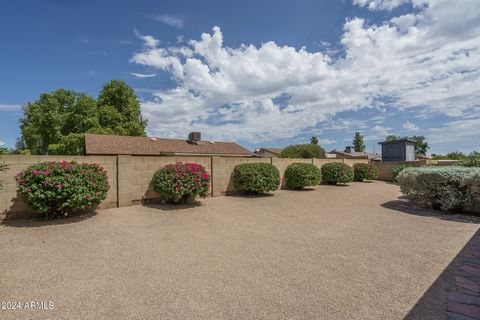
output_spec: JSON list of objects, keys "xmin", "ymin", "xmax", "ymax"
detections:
[{"xmin": 1, "ymin": 0, "xmax": 479, "ymax": 154}]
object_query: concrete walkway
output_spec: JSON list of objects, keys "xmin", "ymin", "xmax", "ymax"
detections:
[{"xmin": 0, "ymin": 181, "xmax": 479, "ymax": 320}]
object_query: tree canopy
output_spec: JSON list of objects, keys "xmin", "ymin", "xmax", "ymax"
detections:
[
  {"xmin": 280, "ymin": 144, "xmax": 326, "ymax": 159},
  {"xmin": 352, "ymin": 132, "xmax": 366, "ymax": 152},
  {"xmin": 19, "ymin": 80, "xmax": 147, "ymax": 155},
  {"xmin": 310, "ymin": 136, "xmax": 319, "ymax": 145}
]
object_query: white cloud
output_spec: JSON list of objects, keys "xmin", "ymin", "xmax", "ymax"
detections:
[
  {"xmin": 134, "ymin": 30, "xmax": 160, "ymax": 48},
  {"xmin": 402, "ymin": 121, "xmax": 419, "ymax": 132},
  {"xmin": 353, "ymin": 0, "xmax": 411, "ymax": 10},
  {"xmin": 152, "ymin": 14, "xmax": 185, "ymax": 28},
  {"xmin": 319, "ymin": 139, "xmax": 336, "ymax": 145},
  {"xmin": 0, "ymin": 104, "xmax": 21, "ymax": 111},
  {"xmin": 428, "ymin": 118, "xmax": 480, "ymax": 144},
  {"xmin": 0, "ymin": 140, "xmax": 4, "ymax": 147},
  {"xmin": 130, "ymin": 72, "xmax": 156, "ymax": 78},
  {"xmin": 131, "ymin": 0, "xmax": 480, "ymax": 144}
]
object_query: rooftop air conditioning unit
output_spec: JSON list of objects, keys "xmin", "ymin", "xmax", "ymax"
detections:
[{"xmin": 188, "ymin": 132, "xmax": 201, "ymax": 142}]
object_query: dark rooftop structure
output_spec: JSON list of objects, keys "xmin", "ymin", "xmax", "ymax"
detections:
[
  {"xmin": 85, "ymin": 133, "xmax": 255, "ymax": 157},
  {"xmin": 378, "ymin": 139, "xmax": 416, "ymax": 162},
  {"xmin": 329, "ymin": 146, "xmax": 381, "ymax": 162}
]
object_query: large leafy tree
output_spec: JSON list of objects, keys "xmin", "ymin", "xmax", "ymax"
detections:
[
  {"xmin": 310, "ymin": 136, "xmax": 319, "ymax": 145},
  {"xmin": 19, "ymin": 80, "xmax": 147, "ymax": 155},
  {"xmin": 352, "ymin": 132, "xmax": 366, "ymax": 152},
  {"xmin": 280, "ymin": 144, "xmax": 326, "ymax": 159}
]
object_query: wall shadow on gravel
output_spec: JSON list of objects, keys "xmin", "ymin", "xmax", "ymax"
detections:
[
  {"xmin": 382, "ymin": 199, "xmax": 480, "ymax": 224},
  {"xmin": 1, "ymin": 210, "xmax": 97, "ymax": 228},
  {"xmin": 143, "ymin": 201, "xmax": 204, "ymax": 211},
  {"xmin": 403, "ymin": 229, "xmax": 480, "ymax": 320}
]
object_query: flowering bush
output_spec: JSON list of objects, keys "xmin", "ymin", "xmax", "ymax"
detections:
[
  {"xmin": 152, "ymin": 162, "xmax": 210, "ymax": 203},
  {"xmin": 353, "ymin": 163, "xmax": 378, "ymax": 181},
  {"xmin": 233, "ymin": 163, "xmax": 280, "ymax": 194},
  {"xmin": 397, "ymin": 167, "xmax": 480, "ymax": 213},
  {"xmin": 285, "ymin": 163, "xmax": 321, "ymax": 189},
  {"xmin": 321, "ymin": 162, "xmax": 354, "ymax": 185},
  {"xmin": 16, "ymin": 161, "xmax": 109, "ymax": 219}
]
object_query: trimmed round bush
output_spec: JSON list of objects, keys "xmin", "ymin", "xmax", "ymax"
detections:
[
  {"xmin": 392, "ymin": 163, "xmax": 412, "ymax": 183},
  {"xmin": 353, "ymin": 163, "xmax": 378, "ymax": 181},
  {"xmin": 15, "ymin": 161, "xmax": 109, "ymax": 219},
  {"xmin": 233, "ymin": 163, "xmax": 280, "ymax": 194},
  {"xmin": 397, "ymin": 166, "xmax": 480, "ymax": 213},
  {"xmin": 285, "ymin": 163, "xmax": 321, "ymax": 189},
  {"xmin": 321, "ymin": 162, "xmax": 354, "ymax": 185},
  {"xmin": 152, "ymin": 162, "xmax": 210, "ymax": 204}
]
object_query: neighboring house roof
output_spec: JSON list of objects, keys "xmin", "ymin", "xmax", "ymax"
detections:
[
  {"xmin": 329, "ymin": 149, "xmax": 381, "ymax": 161},
  {"xmin": 257, "ymin": 148, "xmax": 283, "ymax": 155},
  {"xmin": 85, "ymin": 134, "xmax": 255, "ymax": 157}
]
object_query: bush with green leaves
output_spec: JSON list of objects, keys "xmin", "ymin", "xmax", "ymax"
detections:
[
  {"xmin": 16, "ymin": 161, "xmax": 109, "ymax": 219},
  {"xmin": 397, "ymin": 167, "xmax": 480, "ymax": 213},
  {"xmin": 353, "ymin": 163, "xmax": 378, "ymax": 181},
  {"xmin": 392, "ymin": 163, "xmax": 412, "ymax": 183},
  {"xmin": 285, "ymin": 163, "xmax": 321, "ymax": 189},
  {"xmin": 321, "ymin": 162, "xmax": 354, "ymax": 185},
  {"xmin": 459, "ymin": 152, "xmax": 480, "ymax": 167},
  {"xmin": 0, "ymin": 162, "xmax": 8, "ymax": 189},
  {"xmin": 152, "ymin": 162, "xmax": 210, "ymax": 203},
  {"xmin": 233, "ymin": 163, "xmax": 280, "ymax": 194},
  {"xmin": 280, "ymin": 144, "xmax": 326, "ymax": 159}
]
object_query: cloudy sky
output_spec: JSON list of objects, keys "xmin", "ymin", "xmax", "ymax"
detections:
[{"xmin": 1, "ymin": 0, "xmax": 479, "ymax": 154}]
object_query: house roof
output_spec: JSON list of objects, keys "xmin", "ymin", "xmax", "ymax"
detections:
[
  {"xmin": 85, "ymin": 134, "xmax": 255, "ymax": 157},
  {"xmin": 329, "ymin": 149, "xmax": 381, "ymax": 160},
  {"xmin": 258, "ymin": 148, "xmax": 283, "ymax": 155}
]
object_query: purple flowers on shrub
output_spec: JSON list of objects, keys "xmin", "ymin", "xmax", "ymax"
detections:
[
  {"xmin": 152, "ymin": 162, "xmax": 210, "ymax": 203},
  {"xmin": 16, "ymin": 161, "xmax": 109, "ymax": 219}
]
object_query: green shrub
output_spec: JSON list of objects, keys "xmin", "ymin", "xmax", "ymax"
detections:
[
  {"xmin": 321, "ymin": 162, "xmax": 354, "ymax": 185},
  {"xmin": 397, "ymin": 167, "xmax": 480, "ymax": 213},
  {"xmin": 0, "ymin": 162, "xmax": 8, "ymax": 189},
  {"xmin": 353, "ymin": 163, "xmax": 378, "ymax": 181},
  {"xmin": 280, "ymin": 144, "xmax": 326, "ymax": 159},
  {"xmin": 459, "ymin": 152, "xmax": 480, "ymax": 167},
  {"xmin": 152, "ymin": 162, "xmax": 210, "ymax": 203},
  {"xmin": 16, "ymin": 161, "xmax": 109, "ymax": 219},
  {"xmin": 392, "ymin": 163, "xmax": 412, "ymax": 183},
  {"xmin": 285, "ymin": 163, "xmax": 321, "ymax": 189},
  {"xmin": 233, "ymin": 163, "xmax": 280, "ymax": 194}
]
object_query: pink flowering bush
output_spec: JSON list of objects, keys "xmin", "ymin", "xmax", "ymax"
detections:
[
  {"xmin": 152, "ymin": 162, "xmax": 210, "ymax": 203},
  {"xmin": 16, "ymin": 161, "xmax": 109, "ymax": 219}
]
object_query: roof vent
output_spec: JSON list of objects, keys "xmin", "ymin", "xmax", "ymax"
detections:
[
  {"xmin": 188, "ymin": 132, "xmax": 201, "ymax": 142},
  {"xmin": 344, "ymin": 146, "xmax": 353, "ymax": 153}
]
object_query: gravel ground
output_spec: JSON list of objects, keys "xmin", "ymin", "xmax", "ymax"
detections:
[{"xmin": 1, "ymin": 181, "xmax": 479, "ymax": 320}]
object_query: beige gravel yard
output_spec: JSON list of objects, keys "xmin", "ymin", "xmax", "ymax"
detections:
[{"xmin": 1, "ymin": 181, "xmax": 479, "ymax": 320}]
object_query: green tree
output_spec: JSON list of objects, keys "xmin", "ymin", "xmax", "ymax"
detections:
[
  {"xmin": 385, "ymin": 135, "xmax": 398, "ymax": 142},
  {"xmin": 280, "ymin": 144, "xmax": 326, "ymax": 159},
  {"xmin": 19, "ymin": 80, "xmax": 147, "ymax": 155},
  {"xmin": 352, "ymin": 132, "xmax": 366, "ymax": 152},
  {"xmin": 97, "ymin": 80, "xmax": 147, "ymax": 136},
  {"xmin": 310, "ymin": 136, "xmax": 318, "ymax": 145}
]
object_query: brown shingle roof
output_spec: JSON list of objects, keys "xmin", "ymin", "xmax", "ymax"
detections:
[
  {"xmin": 85, "ymin": 134, "xmax": 255, "ymax": 156},
  {"xmin": 259, "ymin": 148, "xmax": 283, "ymax": 155}
]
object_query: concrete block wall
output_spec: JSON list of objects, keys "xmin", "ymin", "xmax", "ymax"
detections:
[
  {"xmin": 374, "ymin": 161, "xmax": 423, "ymax": 181},
  {"xmin": 0, "ymin": 154, "xmax": 376, "ymax": 219},
  {"xmin": 0, "ymin": 155, "xmax": 117, "ymax": 219}
]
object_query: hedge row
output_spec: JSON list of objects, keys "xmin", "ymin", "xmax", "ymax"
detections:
[{"xmin": 397, "ymin": 166, "xmax": 480, "ymax": 213}]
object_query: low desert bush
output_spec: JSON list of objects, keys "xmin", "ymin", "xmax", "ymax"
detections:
[
  {"xmin": 397, "ymin": 166, "xmax": 480, "ymax": 213},
  {"xmin": 280, "ymin": 144, "xmax": 326, "ymax": 159},
  {"xmin": 233, "ymin": 163, "xmax": 280, "ymax": 194},
  {"xmin": 0, "ymin": 162, "xmax": 8, "ymax": 189},
  {"xmin": 392, "ymin": 163, "xmax": 412, "ymax": 183},
  {"xmin": 16, "ymin": 161, "xmax": 109, "ymax": 219},
  {"xmin": 285, "ymin": 163, "xmax": 321, "ymax": 189},
  {"xmin": 321, "ymin": 162, "xmax": 354, "ymax": 185},
  {"xmin": 353, "ymin": 163, "xmax": 378, "ymax": 181},
  {"xmin": 152, "ymin": 162, "xmax": 210, "ymax": 203}
]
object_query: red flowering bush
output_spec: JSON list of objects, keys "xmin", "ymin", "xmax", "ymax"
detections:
[
  {"xmin": 152, "ymin": 162, "xmax": 210, "ymax": 203},
  {"xmin": 16, "ymin": 161, "xmax": 109, "ymax": 219}
]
